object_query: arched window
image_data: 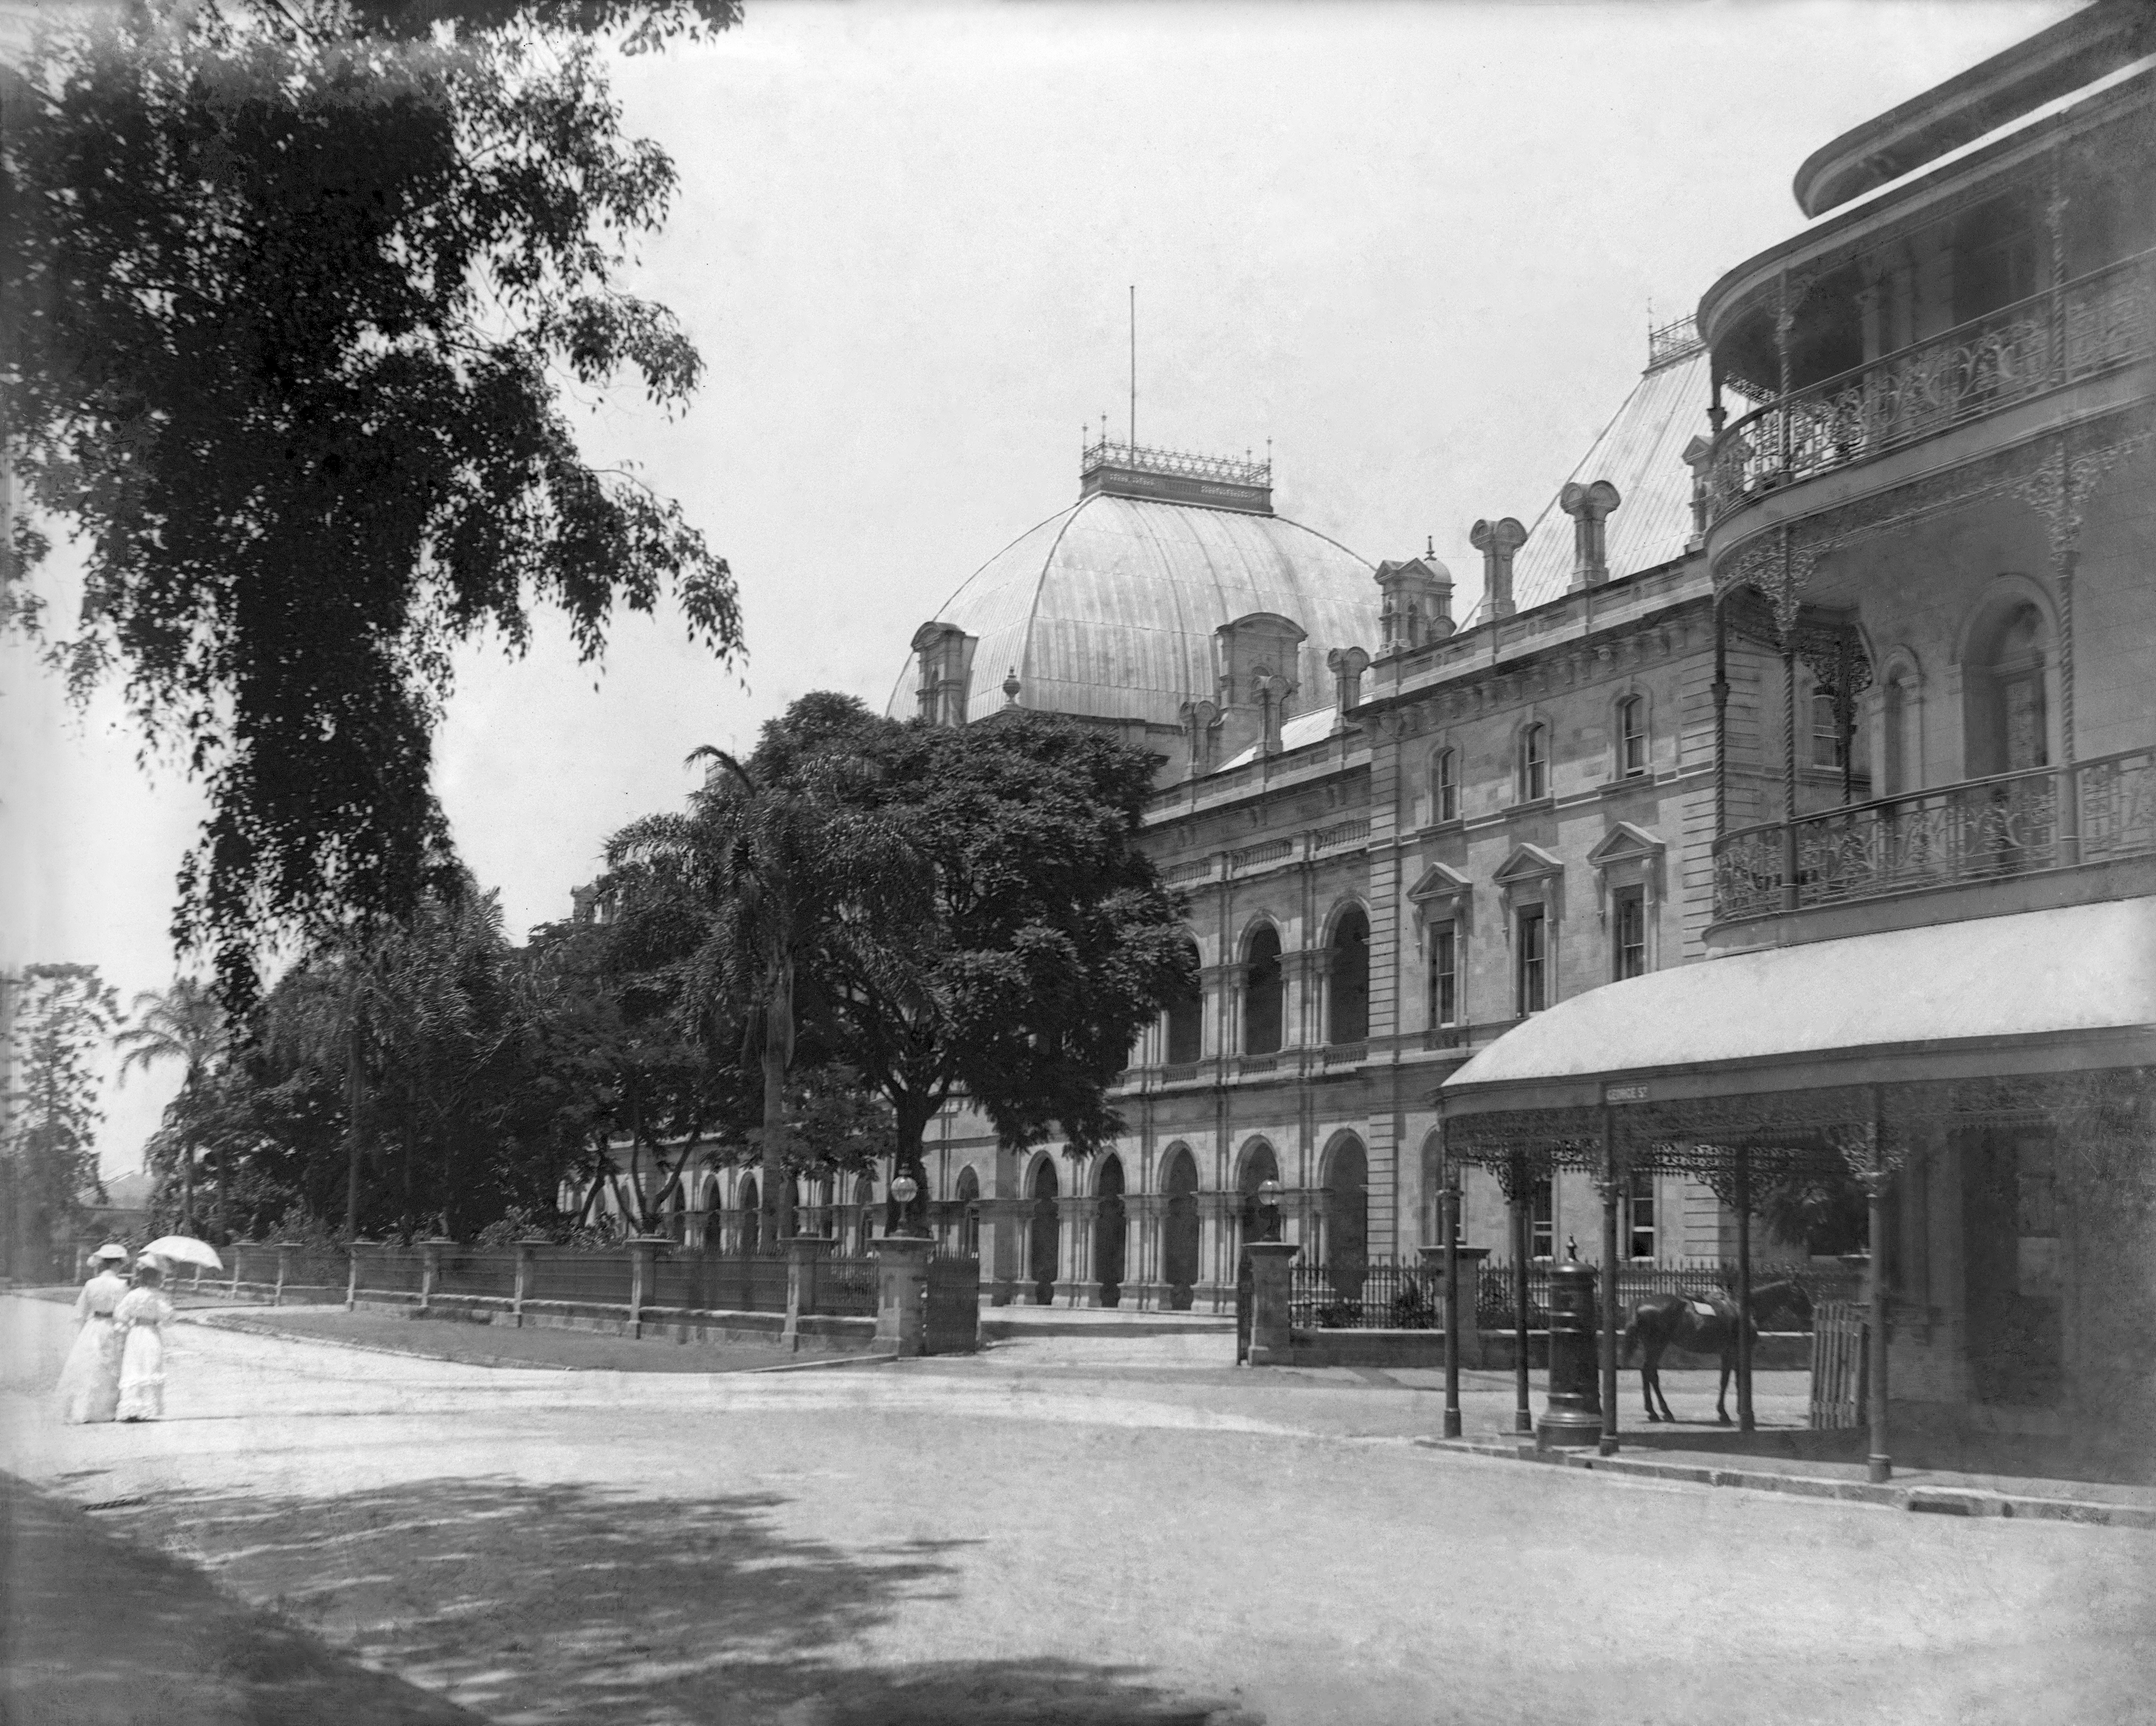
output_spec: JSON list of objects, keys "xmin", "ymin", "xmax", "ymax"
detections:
[
  {"xmin": 1520, "ymin": 723, "xmax": 1549, "ymax": 802},
  {"xmin": 1810, "ymin": 688, "xmax": 1847, "ymax": 771},
  {"xmin": 1432, "ymin": 748, "xmax": 1458, "ymax": 823},
  {"xmin": 1326, "ymin": 906, "xmax": 1369, "ymax": 1044},
  {"xmin": 1965, "ymin": 600, "xmax": 2051, "ymax": 777},
  {"xmin": 1236, "ymin": 1140, "xmax": 1281, "ymax": 1254},
  {"xmin": 738, "ymin": 1176, "xmax": 761, "ymax": 1257},
  {"xmin": 1164, "ymin": 937, "xmax": 1203, "ymax": 1065},
  {"xmin": 853, "ymin": 1174, "xmax": 877, "ymax": 1255},
  {"xmin": 1243, "ymin": 925, "xmax": 1284, "ymax": 1056},
  {"xmin": 1617, "ymin": 696, "xmax": 1647, "ymax": 777},
  {"xmin": 953, "ymin": 1166, "xmax": 981, "ymax": 1259},
  {"xmin": 1323, "ymin": 1136, "xmax": 1369, "ymax": 1299}
]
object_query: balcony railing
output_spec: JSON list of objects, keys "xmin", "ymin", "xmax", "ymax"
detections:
[
  {"xmin": 1712, "ymin": 746, "xmax": 2155, "ymax": 922},
  {"xmin": 1707, "ymin": 250, "xmax": 2155, "ymax": 523}
]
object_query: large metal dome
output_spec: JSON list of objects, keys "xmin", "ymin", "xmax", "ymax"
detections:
[{"xmin": 888, "ymin": 447, "xmax": 1379, "ymax": 728}]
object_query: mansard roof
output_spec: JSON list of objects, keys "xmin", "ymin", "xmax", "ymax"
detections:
[{"xmin": 1463, "ymin": 341, "xmax": 1708, "ymax": 627}]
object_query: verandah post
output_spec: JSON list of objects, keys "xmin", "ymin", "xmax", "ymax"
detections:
[
  {"xmin": 1865, "ymin": 1096, "xmax": 1893, "ymax": 1484},
  {"xmin": 1598, "ymin": 1109, "xmax": 1621, "ymax": 1457},
  {"xmin": 1440, "ymin": 1128, "xmax": 1461, "ymax": 1440},
  {"xmin": 1736, "ymin": 1147, "xmax": 1755, "ymax": 1432},
  {"xmin": 1510, "ymin": 1156, "xmax": 1532, "ymax": 1435}
]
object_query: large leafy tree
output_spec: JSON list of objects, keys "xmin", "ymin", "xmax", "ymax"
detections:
[
  {"xmin": 679, "ymin": 696, "xmax": 1196, "ymax": 1231},
  {"xmin": 1, "ymin": 0, "xmax": 743, "ymax": 1002},
  {"xmin": 518, "ymin": 905, "xmax": 733, "ymax": 1237},
  {"xmin": 848, "ymin": 708, "xmax": 1197, "ymax": 1224},
  {"xmin": 1, "ymin": 963, "xmax": 121, "ymax": 1280},
  {"xmin": 604, "ymin": 703, "xmax": 927, "ymax": 1244}
]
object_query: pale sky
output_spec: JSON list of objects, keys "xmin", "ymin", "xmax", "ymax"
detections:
[{"xmin": 0, "ymin": 0, "xmax": 2072, "ymax": 1175}]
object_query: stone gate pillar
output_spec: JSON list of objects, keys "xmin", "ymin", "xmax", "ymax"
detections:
[{"xmin": 871, "ymin": 1234, "xmax": 935, "ymax": 1357}]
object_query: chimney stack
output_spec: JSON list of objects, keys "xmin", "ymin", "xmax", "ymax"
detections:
[
  {"xmin": 1560, "ymin": 479, "xmax": 1622, "ymax": 590},
  {"xmin": 1326, "ymin": 646, "xmax": 1371, "ymax": 733},
  {"xmin": 1470, "ymin": 517, "xmax": 1527, "ymax": 620}
]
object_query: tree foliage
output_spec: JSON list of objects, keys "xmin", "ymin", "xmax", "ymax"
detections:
[
  {"xmin": 602, "ymin": 714, "xmax": 927, "ymax": 1239},
  {"xmin": 630, "ymin": 695, "xmax": 1196, "ymax": 1230},
  {"xmin": 116, "ymin": 975, "xmax": 232, "ymax": 1233},
  {"xmin": 1, "ymin": 963, "xmax": 121, "ymax": 1278},
  {"xmin": 1, "ymin": 0, "xmax": 743, "ymax": 1002}
]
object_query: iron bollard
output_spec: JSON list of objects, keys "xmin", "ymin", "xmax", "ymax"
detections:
[{"xmin": 1537, "ymin": 1259, "xmax": 1604, "ymax": 1449}]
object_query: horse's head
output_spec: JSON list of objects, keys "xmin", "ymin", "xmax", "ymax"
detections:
[{"xmin": 1755, "ymin": 1279, "xmax": 1814, "ymax": 1328}]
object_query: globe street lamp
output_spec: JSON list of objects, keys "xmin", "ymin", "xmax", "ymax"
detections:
[
  {"xmin": 889, "ymin": 1170, "xmax": 925, "ymax": 1238},
  {"xmin": 1255, "ymin": 1177, "xmax": 1284, "ymax": 1244}
]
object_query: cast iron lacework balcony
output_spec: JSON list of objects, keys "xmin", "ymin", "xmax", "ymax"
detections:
[
  {"xmin": 1712, "ymin": 745, "xmax": 2155, "ymax": 921},
  {"xmin": 1706, "ymin": 250, "xmax": 2154, "ymax": 522}
]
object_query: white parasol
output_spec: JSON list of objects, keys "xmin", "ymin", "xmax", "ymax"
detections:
[{"xmin": 137, "ymin": 1234, "xmax": 224, "ymax": 1271}]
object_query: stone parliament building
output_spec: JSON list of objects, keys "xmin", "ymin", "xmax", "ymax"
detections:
[{"xmin": 684, "ymin": 3, "xmax": 2154, "ymax": 1448}]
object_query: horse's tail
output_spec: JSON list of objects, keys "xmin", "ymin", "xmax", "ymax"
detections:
[{"xmin": 1620, "ymin": 1307, "xmax": 1641, "ymax": 1365}]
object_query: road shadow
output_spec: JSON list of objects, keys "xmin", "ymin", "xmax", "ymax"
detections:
[
  {"xmin": 71, "ymin": 1473, "xmax": 1262, "ymax": 1726},
  {"xmin": 2, "ymin": 1470, "xmax": 486, "ymax": 1726}
]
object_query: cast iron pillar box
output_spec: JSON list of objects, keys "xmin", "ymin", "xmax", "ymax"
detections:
[{"xmin": 1536, "ymin": 1260, "xmax": 1604, "ymax": 1450}]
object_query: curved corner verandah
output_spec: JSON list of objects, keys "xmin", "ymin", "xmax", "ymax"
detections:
[{"xmin": 1428, "ymin": 897, "xmax": 2156, "ymax": 1479}]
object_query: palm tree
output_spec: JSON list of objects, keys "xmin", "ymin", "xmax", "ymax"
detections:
[
  {"xmin": 115, "ymin": 977, "xmax": 226, "ymax": 1234},
  {"xmin": 607, "ymin": 742, "xmax": 923, "ymax": 1249}
]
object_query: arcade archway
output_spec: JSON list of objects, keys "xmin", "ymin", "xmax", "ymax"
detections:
[
  {"xmin": 1161, "ymin": 1146, "xmax": 1200, "ymax": 1310},
  {"xmin": 1094, "ymin": 1154, "xmax": 1127, "ymax": 1307},
  {"xmin": 1028, "ymin": 1159, "xmax": 1061, "ymax": 1305}
]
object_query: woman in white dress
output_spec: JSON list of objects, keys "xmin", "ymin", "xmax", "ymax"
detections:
[
  {"xmin": 57, "ymin": 1244, "xmax": 131, "ymax": 1424},
  {"xmin": 114, "ymin": 1258, "xmax": 176, "ymax": 1422}
]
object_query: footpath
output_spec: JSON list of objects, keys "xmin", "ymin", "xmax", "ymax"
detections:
[
  {"xmin": 0, "ymin": 1470, "xmax": 484, "ymax": 1726},
  {"xmin": 1422, "ymin": 1432, "xmax": 2156, "ymax": 1529}
]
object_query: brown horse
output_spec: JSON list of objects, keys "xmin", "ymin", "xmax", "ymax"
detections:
[{"xmin": 1622, "ymin": 1281, "xmax": 1813, "ymax": 1424}]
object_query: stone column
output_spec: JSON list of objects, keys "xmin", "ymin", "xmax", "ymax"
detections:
[
  {"xmin": 784, "ymin": 1234, "xmax": 834, "ymax": 1351},
  {"xmin": 1196, "ymin": 1192, "xmax": 1233, "ymax": 1313},
  {"xmin": 871, "ymin": 1235, "xmax": 935, "ymax": 1357},
  {"xmin": 1243, "ymin": 1241, "xmax": 1301, "ymax": 1367},
  {"xmin": 1121, "ymin": 1195, "xmax": 1155, "ymax": 1311},
  {"xmin": 512, "ymin": 1237, "xmax": 543, "ymax": 1327},
  {"xmin": 419, "ymin": 1237, "xmax": 449, "ymax": 1313},
  {"xmin": 272, "ymin": 1241, "xmax": 293, "ymax": 1309},
  {"xmin": 345, "ymin": 1240, "xmax": 374, "ymax": 1313},
  {"xmin": 628, "ymin": 1234, "xmax": 668, "ymax": 1338},
  {"xmin": 1063, "ymin": 1195, "xmax": 1098, "ymax": 1306},
  {"xmin": 975, "ymin": 1197, "xmax": 1028, "ymax": 1307}
]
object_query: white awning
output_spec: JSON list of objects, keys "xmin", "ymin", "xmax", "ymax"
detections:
[{"xmin": 1442, "ymin": 897, "xmax": 2156, "ymax": 1113}]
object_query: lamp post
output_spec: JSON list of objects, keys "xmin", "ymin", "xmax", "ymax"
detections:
[
  {"xmin": 1255, "ymin": 1178, "xmax": 1284, "ymax": 1244},
  {"xmin": 890, "ymin": 1170, "xmax": 927, "ymax": 1239}
]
